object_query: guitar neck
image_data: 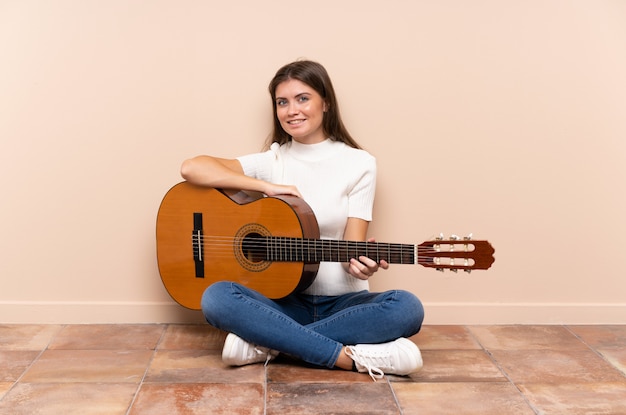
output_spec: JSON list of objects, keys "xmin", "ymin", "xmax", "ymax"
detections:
[
  {"xmin": 261, "ymin": 237, "xmax": 416, "ymax": 264},
  {"xmin": 254, "ymin": 236, "xmax": 496, "ymax": 271}
]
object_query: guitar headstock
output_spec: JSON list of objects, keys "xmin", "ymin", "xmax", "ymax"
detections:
[{"xmin": 418, "ymin": 234, "xmax": 495, "ymax": 272}]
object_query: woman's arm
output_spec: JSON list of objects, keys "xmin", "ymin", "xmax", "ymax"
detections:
[
  {"xmin": 343, "ymin": 217, "xmax": 389, "ymax": 280},
  {"xmin": 180, "ymin": 155, "xmax": 301, "ymax": 197}
]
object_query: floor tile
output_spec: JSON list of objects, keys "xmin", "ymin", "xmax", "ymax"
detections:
[
  {"xmin": 596, "ymin": 347, "xmax": 626, "ymax": 375},
  {"xmin": 469, "ymin": 325, "xmax": 587, "ymax": 350},
  {"xmin": 0, "ymin": 382, "xmax": 13, "ymax": 400},
  {"xmin": 0, "ymin": 382, "xmax": 137, "ymax": 415},
  {"xmin": 21, "ymin": 349, "xmax": 153, "ymax": 383},
  {"xmin": 48, "ymin": 324, "xmax": 165, "ymax": 350},
  {"xmin": 568, "ymin": 326, "xmax": 626, "ymax": 375},
  {"xmin": 518, "ymin": 382, "xmax": 626, "ymax": 415},
  {"xmin": 157, "ymin": 324, "xmax": 226, "ymax": 350},
  {"xmin": 568, "ymin": 325, "xmax": 626, "ymax": 348},
  {"xmin": 1, "ymin": 323, "xmax": 624, "ymax": 414},
  {"xmin": 129, "ymin": 383, "xmax": 264, "ymax": 415},
  {"xmin": 145, "ymin": 350, "xmax": 265, "ymax": 383},
  {"xmin": 393, "ymin": 382, "xmax": 536, "ymax": 415},
  {"xmin": 405, "ymin": 350, "xmax": 507, "ymax": 383},
  {"xmin": 267, "ymin": 382, "xmax": 400, "ymax": 414},
  {"xmin": 0, "ymin": 350, "xmax": 40, "ymax": 381},
  {"xmin": 489, "ymin": 349, "xmax": 626, "ymax": 384},
  {"xmin": 0, "ymin": 325, "xmax": 63, "ymax": 351},
  {"xmin": 412, "ymin": 325, "xmax": 482, "ymax": 350},
  {"xmin": 267, "ymin": 360, "xmax": 372, "ymax": 383}
]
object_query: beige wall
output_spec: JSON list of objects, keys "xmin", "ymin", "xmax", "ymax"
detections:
[{"xmin": 1, "ymin": 0, "xmax": 625, "ymax": 324}]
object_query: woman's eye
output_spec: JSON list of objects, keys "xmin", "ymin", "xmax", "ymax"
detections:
[
  {"xmin": 298, "ymin": 96, "xmax": 309, "ymax": 102},
  {"xmin": 276, "ymin": 99, "xmax": 287, "ymax": 106}
]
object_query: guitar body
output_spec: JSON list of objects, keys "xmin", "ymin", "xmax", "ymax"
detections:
[{"xmin": 156, "ymin": 182, "xmax": 320, "ymax": 309}]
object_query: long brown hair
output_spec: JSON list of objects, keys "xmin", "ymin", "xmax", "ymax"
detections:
[{"xmin": 266, "ymin": 60, "xmax": 361, "ymax": 149}]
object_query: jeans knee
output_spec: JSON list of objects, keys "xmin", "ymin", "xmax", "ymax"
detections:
[
  {"xmin": 395, "ymin": 290, "xmax": 424, "ymax": 334},
  {"xmin": 201, "ymin": 281, "xmax": 232, "ymax": 325}
]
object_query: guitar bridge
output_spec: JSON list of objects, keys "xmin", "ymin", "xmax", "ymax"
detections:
[{"xmin": 192, "ymin": 212, "xmax": 204, "ymax": 278}]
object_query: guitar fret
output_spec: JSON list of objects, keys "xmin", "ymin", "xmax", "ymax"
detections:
[
  {"xmin": 324, "ymin": 239, "xmax": 329, "ymax": 262},
  {"xmin": 280, "ymin": 237, "xmax": 285, "ymax": 261},
  {"xmin": 296, "ymin": 238, "xmax": 300, "ymax": 262},
  {"xmin": 305, "ymin": 239, "xmax": 309, "ymax": 262},
  {"xmin": 266, "ymin": 236, "xmax": 270, "ymax": 261},
  {"xmin": 294, "ymin": 237, "xmax": 298, "ymax": 261}
]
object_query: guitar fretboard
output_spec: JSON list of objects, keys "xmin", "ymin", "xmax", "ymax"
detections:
[{"xmin": 252, "ymin": 237, "xmax": 416, "ymax": 264}]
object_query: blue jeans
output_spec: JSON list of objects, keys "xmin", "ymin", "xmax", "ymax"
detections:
[{"xmin": 201, "ymin": 281, "xmax": 424, "ymax": 368}]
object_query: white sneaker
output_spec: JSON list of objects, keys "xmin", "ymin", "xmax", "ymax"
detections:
[
  {"xmin": 222, "ymin": 333, "xmax": 278, "ymax": 366},
  {"xmin": 345, "ymin": 338, "xmax": 423, "ymax": 381}
]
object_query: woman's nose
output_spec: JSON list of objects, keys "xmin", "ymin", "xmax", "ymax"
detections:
[{"xmin": 287, "ymin": 102, "xmax": 299, "ymax": 115}]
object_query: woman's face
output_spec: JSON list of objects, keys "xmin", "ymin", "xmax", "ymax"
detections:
[{"xmin": 274, "ymin": 79, "xmax": 327, "ymax": 144}]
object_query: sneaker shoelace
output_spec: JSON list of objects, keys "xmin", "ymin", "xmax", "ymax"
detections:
[
  {"xmin": 345, "ymin": 346, "xmax": 386, "ymax": 381},
  {"xmin": 259, "ymin": 348, "xmax": 273, "ymax": 367},
  {"xmin": 250, "ymin": 345, "xmax": 276, "ymax": 367}
]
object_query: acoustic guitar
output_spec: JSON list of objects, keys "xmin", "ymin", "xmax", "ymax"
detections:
[{"xmin": 156, "ymin": 182, "xmax": 495, "ymax": 309}]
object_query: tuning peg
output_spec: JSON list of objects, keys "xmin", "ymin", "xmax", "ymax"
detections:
[
  {"xmin": 436, "ymin": 268, "xmax": 444, "ymax": 272},
  {"xmin": 436, "ymin": 233, "xmax": 444, "ymax": 241},
  {"xmin": 464, "ymin": 269, "xmax": 472, "ymax": 274},
  {"xmin": 464, "ymin": 233, "xmax": 473, "ymax": 241},
  {"xmin": 450, "ymin": 234, "xmax": 460, "ymax": 241},
  {"xmin": 450, "ymin": 268, "xmax": 458, "ymax": 273}
]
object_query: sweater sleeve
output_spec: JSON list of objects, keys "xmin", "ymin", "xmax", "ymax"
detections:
[
  {"xmin": 347, "ymin": 154, "xmax": 377, "ymax": 221},
  {"xmin": 236, "ymin": 143, "xmax": 281, "ymax": 182}
]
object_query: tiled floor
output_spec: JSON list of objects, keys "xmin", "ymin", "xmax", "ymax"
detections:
[{"xmin": 1, "ymin": 324, "xmax": 625, "ymax": 414}]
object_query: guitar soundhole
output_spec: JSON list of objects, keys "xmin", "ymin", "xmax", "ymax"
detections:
[
  {"xmin": 242, "ymin": 233, "xmax": 265, "ymax": 263},
  {"xmin": 234, "ymin": 223, "xmax": 271, "ymax": 272}
]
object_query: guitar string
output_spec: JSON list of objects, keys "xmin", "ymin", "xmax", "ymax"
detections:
[
  {"xmin": 189, "ymin": 236, "xmax": 475, "ymax": 264},
  {"xmin": 186, "ymin": 248, "xmax": 471, "ymax": 267},
  {"xmin": 193, "ymin": 235, "xmax": 474, "ymax": 252},
  {"xmin": 188, "ymin": 236, "xmax": 475, "ymax": 266},
  {"xmin": 195, "ymin": 235, "xmax": 472, "ymax": 246},
  {"xmin": 193, "ymin": 237, "xmax": 444, "ymax": 252}
]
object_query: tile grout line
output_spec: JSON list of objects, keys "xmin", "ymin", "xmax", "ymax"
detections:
[
  {"xmin": 465, "ymin": 325, "xmax": 542, "ymax": 415},
  {"xmin": 386, "ymin": 377, "xmax": 404, "ymax": 415},
  {"xmin": 0, "ymin": 324, "xmax": 67, "ymax": 403},
  {"xmin": 264, "ymin": 360, "xmax": 270, "ymax": 415},
  {"xmin": 124, "ymin": 324, "xmax": 168, "ymax": 415},
  {"xmin": 563, "ymin": 324, "xmax": 626, "ymax": 378}
]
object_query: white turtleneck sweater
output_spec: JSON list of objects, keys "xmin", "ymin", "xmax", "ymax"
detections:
[{"xmin": 237, "ymin": 138, "xmax": 377, "ymax": 296}]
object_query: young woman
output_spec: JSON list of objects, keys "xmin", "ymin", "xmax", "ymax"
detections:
[{"xmin": 180, "ymin": 60, "xmax": 424, "ymax": 380}]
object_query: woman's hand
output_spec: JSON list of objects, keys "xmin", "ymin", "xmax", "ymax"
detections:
[
  {"xmin": 263, "ymin": 183, "xmax": 302, "ymax": 198},
  {"xmin": 346, "ymin": 237, "xmax": 390, "ymax": 280},
  {"xmin": 181, "ymin": 155, "xmax": 302, "ymax": 198}
]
